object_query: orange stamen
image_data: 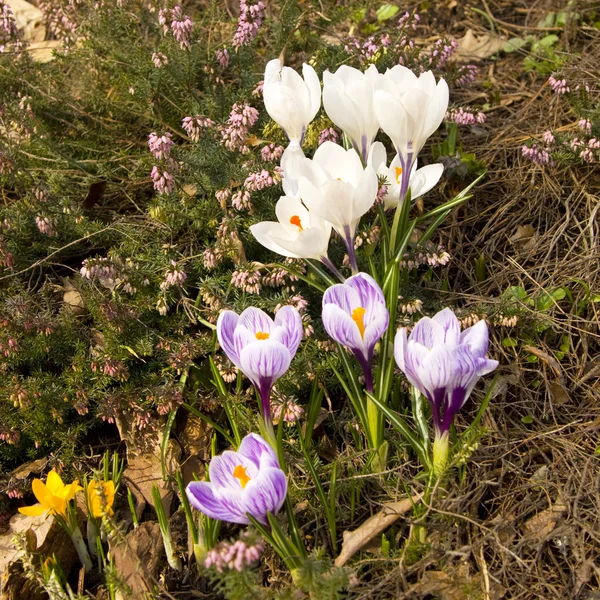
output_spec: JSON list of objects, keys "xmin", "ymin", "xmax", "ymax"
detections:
[
  {"xmin": 351, "ymin": 307, "xmax": 367, "ymax": 339},
  {"xmin": 289, "ymin": 215, "xmax": 303, "ymax": 231},
  {"xmin": 233, "ymin": 465, "xmax": 251, "ymax": 489},
  {"xmin": 395, "ymin": 166, "xmax": 403, "ymax": 184},
  {"xmin": 255, "ymin": 331, "xmax": 270, "ymax": 340}
]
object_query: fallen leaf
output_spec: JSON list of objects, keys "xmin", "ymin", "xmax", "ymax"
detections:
[
  {"xmin": 522, "ymin": 345, "xmax": 563, "ymax": 378},
  {"xmin": 334, "ymin": 493, "xmax": 421, "ymax": 567},
  {"xmin": 456, "ymin": 29, "xmax": 506, "ymax": 62},
  {"xmin": 548, "ymin": 380, "xmax": 570, "ymax": 406},
  {"xmin": 10, "ymin": 458, "xmax": 47, "ymax": 480},
  {"xmin": 510, "ymin": 224, "xmax": 536, "ymax": 243},
  {"xmin": 26, "ymin": 41, "xmax": 63, "ymax": 63},
  {"xmin": 6, "ymin": 0, "xmax": 45, "ymax": 42},
  {"xmin": 522, "ymin": 499, "xmax": 567, "ymax": 539}
]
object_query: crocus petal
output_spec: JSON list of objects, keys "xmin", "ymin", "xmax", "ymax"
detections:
[
  {"xmin": 239, "ymin": 340, "xmax": 291, "ymax": 389},
  {"xmin": 209, "ymin": 451, "xmax": 259, "ymax": 488},
  {"xmin": 322, "ymin": 304, "xmax": 365, "ymax": 358},
  {"xmin": 302, "ymin": 63, "xmax": 322, "ymax": 121},
  {"xmin": 272, "ymin": 305, "xmax": 303, "ymax": 356},
  {"xmin": 32, "ymin": 478, "xmax": 54, "ymax": 507},
  {"xmin": 459, "ymin": 320, "xmax": 490, "ymax": 358},
  {"xmin": 250, "ymin": 221, "xmax": 303, "ymax": 259},
  {"xmin": 18, "ymin": 504, "xmax": 47, "ymax": 516},
  {"xmin": 62, "ymin": 481, "xmax": 83, "ymax": 502},
  {"xmin": 45, "ymin": 471, "xmax": 65, "ymax": 496},
  {"xmin": 241, "ymin": 467, "xmax": 288, "ymax": 524},
  {"xmin": 410, "ymin": 163, "xmax": 444, "ymax": 199},
  {"xmin": 217, "ymin": 311, "xmax": 242, "ymax": 368},
  {"xmin": 418, "ymin": 344, "xmax": 455, "ymax": 395},
  {"xmin": 344, "ymin": 273, "xmax": 385, "ymax": 322},
  {"xmin": 410, "ymin": 317, "xmax": 445, "ymax": 349},
  {"xmin": 432, "ymin": 307, "xmax": 461, "ymax": 345},
  {"xmin": 238, "ymin": 433, "xmax": 280, "ymax": 470},
  {"xmin": 362, "ymin": 303, "xmax": 389, "ymax": 356},
  {"xmin": 323, "ymin": 282, "xmax": 361, "ymax": 314},
  {"xmin": 186, "ymin": 481, "xmax": 248, "ymax": 524},
  {"xmin": 238, "ymin": 307, "xmax": 275, "ymax": 336}
]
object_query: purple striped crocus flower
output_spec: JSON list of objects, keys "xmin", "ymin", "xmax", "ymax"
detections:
[
  {"xmin": 186, "ymin": 433, "xmax": 287, "ymax": 525},
  {"xmin": 217, "ymin": 306, "xmax": 303, "ymax": 425},
  {"xmin": 322, "ymin": 273, "xmax": 389, "ymax": 392},
  {"xmin": 394, "ymin": 308, "xmax": 498, "ymax": 472}
]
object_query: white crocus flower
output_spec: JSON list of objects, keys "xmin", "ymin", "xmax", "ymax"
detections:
[
  {"xmin": 250, "ymin": 196, "xmax": 332, "ymax": 262},
  {"xmin": 367, "ymin": 142, "xmax": 444, "ymax": 210},
  {"xmin": 374, "ymin": 66, "xmax": 448, "ymax": 195},
  {"xmin": 297, "ymin": 142, "xmax": 378, "ymax": 272},
  {"xmin": 263, "ymin": 58, "xmax": 321, "ymax": 146},
  {"xmin": 323, "ymin": 64, "xmax": 380, "ymax": 164}
]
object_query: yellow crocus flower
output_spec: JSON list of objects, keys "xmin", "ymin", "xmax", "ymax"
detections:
[
  {"xmin": 18, "ymin": 469, "xmax": 82, "ymax": 517},
  {"xmin": 87, "ymin": 480, "xmax": 115, "ymax": 518}
]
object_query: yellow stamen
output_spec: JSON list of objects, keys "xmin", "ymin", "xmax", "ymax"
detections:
[
  {"xmin": 289, "ymin": 215, "xmax": 303, "ymax": 231},
  {"xmin": 255, "ymin": 331, "xmax": 270, "ymax": 340},
  {"xmin": 395, "ymin": 166, "xmax": 403, "ymax": 184},
  {"xmin": 233, "ymin": 465, "xmax": 251, "ymax": 489},
  {"xmin": 351, "ymin": 306, "xmax": 367, "ymax": 339}
]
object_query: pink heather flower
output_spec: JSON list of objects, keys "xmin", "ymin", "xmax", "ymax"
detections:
[
  {"xmin": 0, "ymin": 151, "xmax": 14, "ymax": 175},
  {"xmin": 455, "ymin": 64, "xmax": 478, "ymax": 87},
  {"xmin": 231, "ymin": 189, "xmax": 252, "ymax": 211},
  {"xmin": 542, "ymin": 130, "xmax": 555, "ymax": 145},
  {"xmin": 588, "ymin": 138, "xmax": 600, "ymax": 149},
  {"xmin": 252, "ymin": 81, "xmax": 264, "ymax": 97},
  {"xmin": 243, "ymin": 169, "xmax": 280, "ymax": 191},
  {"xmin": 548, "ymin": 75, "xmax": 569, "ymax": 95},
  {"xmin": 182, "ymin": 115, "xmax": 215, "ymax": 142},
  {"xmin": 35, "ymin": 216, "xmax": 56, "ymax": 237},
  {"xmin": 232, "ymin": 0, "xmax": 265, "ymax": 49},
  {"xmin": 161, "ymin": 260, "xmax": 187, "ymax": 290},
  {"xmin": 80, "ymin": 257, "xmax": 118, "ymax": 283},
  {"xmin": 580, "ymin": 148, "xmax": 595, "ymax": 163},
  {"xmin": 318, "ymin": 127, "xmax": 339, "ymax": 145},
  {"xmin": 397, "ymin": 11, "xmax": 419, "ymax": 31},
  {"xmin": 204, "ymin": 535, "xmax": 263, "ymax": 572},
  {"xmin": 570, "ymin": 137, "xmax": 583, "ymax": 150},
  {"xmin": 164, "ymin": 5, "xmax": 193, "ymax": 49},
  {"xmin": 0, "ymin": 1, "xmax": 21, "ymax": 52},
  {"xmin": 260, "ymin": 143, "xmax": 284, "ymax": 162},
  {"xmin": 231, "ymin": 263, "xmax": 262, "ymax": 294},
  {"xmin": 221, "ymin": 102, "xmax": 259, "ymax": 153},
  {"xmin": 151, "ymin": 165, "xmax": 175, "ymax": 194},
  {"xmin": 578, "ymin": 119, "xmax": 592, "ymax": 134},
  {"xmin": 272, "ymin": 399, "xmax": 304, "ymax": 424},
  {"xmin": 148, "ymin": 132, "xmax": 173, "ymax": 160},
  {"xmin": 428, "ymin": 37, "xmax": 458, "ymax": 69},
  {"xmin": 216, "ymin": 48, "xmax": 230, "ymax": 69},
  {"xmin": 446, "ymin": 107, "xmax": 485, "ymax": 126},
  {"xmin": 152, "ymin": 51, "xmax": 168, "ymax": 68},
  {"xmin": 215, "ymin": 188, "xmax": 231, "ymax": 207},
  {"xmin": 521, "ymin": 144, "xmax": 551, "ymax": 165}
]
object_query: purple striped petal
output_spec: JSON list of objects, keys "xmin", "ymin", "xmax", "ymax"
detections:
[
  {"xmin": 401, "ymin": 339, "xmax": 431, "ymax": 397},
  {"xmin": 217, "ymin": 311, "xmax": 241, "ymax": 367},
  {"xmin": 394, "ymin": 328, "xmax": 408, "ymax": 372},
  {"xmin": 239, "ymin": 340, "xmax": 291, "ymax": 390},
  {"xmin": 459, "ymin": 320, "xmax": 490, "ymax": 358},
  {"xmin": 409, "ymin": 316, "xmax": 445, "ymax": 349},
  {"xmin": 272, "ymin": 305, "xmax": 303, "ymax": 356},
  {"xmin": 209, "ymin": 451, "xmax": 258, "ymax": 488},
  {"xmin": 238, "ymin": 433, "xmax": 280, "ymax": 470},
  {"xmin": 186, "ymin": 481, "xmax": 248, "ymax": 524},
  {"xmin": 362, "ymin": 303, "xmax": 389, "ymax": 357},
  {"xmin": 238, "ymin": 307, "xmax": 275, "ymax": 336},
  {"xmin": 323, "ymin": 281, "xmax": 361, "ymax": 314},
  {"xmin": 345, "ymin": 273, "xmax": 386, "ymax": 328},
  {"xmin": 417, "ymin": 344, "xmax": 455, "ymax": 397},
  {"xmin": 322, "ymin": 303, "xmax": 365, "ymax": 358},
  {"xmin": 432, "ymin": 307, "xmax": 461, "ymax": 345},
  {"xmin": 241, "ymin": 467, "xmax": 287, "ymax": 524}
]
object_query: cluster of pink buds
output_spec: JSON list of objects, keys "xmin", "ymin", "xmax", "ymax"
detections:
[
  {"xmin": 542, "ymin": 130, "xmax": 555, "ymax": 145},
  {"xmin": 446, "ymin": 107, "xmax": 486, "ymax": 126},
  {"xmin": 213, "ymin": 353, "xmax": 238, "ymax": 383},
  {"xmin": 231, "ymin": 189, "xmax": 252, "ymax": 212},
  {"xmin": 261, "ymin": 260, "xmax": 301, "ymax": 290},
  {"xmin": 0, "ymin": 151, "xmax": 14, "ymax": 175},
  {"xmin": 548, "ymin": 75, "xmax": 569, "ymax": 95},
  {"xmin": 252, "ymin": 81, "xmax": 264, "ymax": 97},
  {"xmin": 0, "ymin": 426, "xmax": 20, "ymax": 445},
  {"xmin": 91, "ymin": 358, "xmax": 129, "ymax": 380},
  {"xmin": 455, "ymin": 64, "xmax": 479, "ymax": 87},
  {"xmin": 399, "ymin": 247, "xmax": 451, "ymax": 269},
  {"xmin": 182, "ymin": 115, "xmax": 215, "ymax": 142},
  {"xmin": 272, "ymin": 398, "xmax": 304, "ymax": 425},
  {"xmin": 152, "ymin": 51, "xmax": 168, "ymax": 68},
  {"xmin": 204, "ymin": 535, "xmax": 263, "ymax": 572},
  {"xmin": 397, "ymin": 11, "xmax": 419, "ymax": 31},
  {"xmin": 318, "ymin": 127, "xmax": 339, "ymax": 145},
  {"xmin": 399, "ymin": 297, "xmax": 423, "ymax": 315},
  {"xmin": 494, "ymin": 313, "xmax": 518, "ymax": 327},
  {"xmin": 578, "ymin": 119, "xmax": 592, "ymax": 134},
  {"xmin": 220, "ymin": 102, "xmax": 259, "ymax": 153},
  {"xmin": 5, "ymin": 479, "xmax": 26, "ymax": 499},
  {"xmin": 37, "ymin": 1, "xmax": 77, "ymax": 48},
  {"xmin": 35, "ymin": 216, "xmax": 56, "ymax": 237},
  {"xmin": 260, "ymin": 143, "xmax": 284, "ymax": 162},
  {"xmin": 151, "ymin": 166, "xmax": 175, "ymax": 194},
  {"xmin": 427, "ymin": 37, "xmax": 458, "ymax": 69},
  {"xmin": 0, "ymin": 0, "xmax": 21, "ymax": 52},
  {"xmin": 458, "ymin": 313, "xmax": 484, "ymax": 329},
  {"xmin": 216, "ymin": 48, "xmax": 230, "ymax": 69},
  {"xmin": 231, "ymin": 262, "xmax": 262, "ymax": 294},
  {"xmin": 243, "ymin": 168, "xmax": 281, "ymax": 192},
  {"xmin": 148, "ymin": 132, "xmax": 173, "ymax": 160},
  {"xmin": 159, "ymin": 5, "xmax": 193, "ymax": 50},
  {"xmin": 345, "ymin": 32, "xmax": 390, "ymax": 63},
  {"xmin": 521, "ymin": 144, "xmax": 552, "ymax": 165},
  {"xmin": 0, "ymin": 336, "xmax": 18, "ymax": 357},
  {"xmin": 160, "ymin": 260, "xmax": 187, "ymax": 290},
  {"xmin": 80, "ymin": 257, "xmax": 118, "ymax": 285},
  {"xmin": 232, "ymin": 0, "xmax": 265, "ymax": 49},
  {"xmin": 215, "ymin": 188, "xmax": 231, "ymax": 209}
]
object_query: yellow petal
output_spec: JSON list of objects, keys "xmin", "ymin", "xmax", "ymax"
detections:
[
  {"xmin": 62, "ymin": 480, "xmax": 83, "ymax": 502},
  {"xmin": 18, "ymin": 504, "xmax": 48, "ymax": 516},
  {"xmin": 45, "ymin": 470, "xmax": 66, "ymax": 496},
  {"xmin": 32, "ymin": 478, "xmax": 54, "ymax": 509},
  {"xmin": 50, "ymin": 497, "xmax": 67, "ymax": 516}
]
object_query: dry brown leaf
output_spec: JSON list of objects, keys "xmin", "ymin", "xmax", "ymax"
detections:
[
  {"xmin": 457, "ymin": 29, "xmax": 506, "ymax": 62},
  {"xmin": 510, "ymin": 224, "xmax": 536, "ymax": 243},
  {"xmin": 7, "ymin": 0, "xmax": 45, "ymax": 42},
  {"xmin": 26, "ymin": 41, "xmax": 62, "ymax": 63},
  {"xmin": 522, "ymin": 500, "xmax": 567, "ymax": 539},
  {"xmin": 522, "ymin": 345, "xmax": 563, "ymax": 378},
  {"xmin": 548, "ymin": 380, "xmax": 570, "ymax": 406},
  {"xmin": 334, "ymin": 493, "xmax": 421, "ymax": 567}
]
